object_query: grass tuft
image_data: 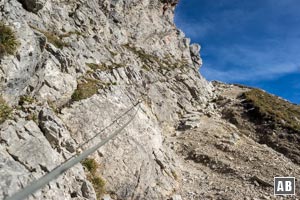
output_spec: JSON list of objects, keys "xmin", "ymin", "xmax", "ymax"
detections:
[
  {"xmin": 81, "ymin": 158, "xmax": 106, "ymax": 199},
  {"xmin": 0, "ymin": 22, "xmax": 19, "ymax": 57},
  {"xmin": 171, "ymin": 170, "xmax": 178, "ymax": 180},
  {"xmin": 82, "ymin": 158, "xmax": 98, "ymax": 175},
  {"xmin": 42, "ymin": 31, "xmax": 69, "ymax": 49},
  {"xmin": 91, "ymin": 176, "xmax": 106, "ymax": 198},
  {"xmin": 0, "ymin": 97, "xmax": 12, "ymax": 124},
  {"xmin": 30, "ymin": 26, "xmax": 69, "ymax": 49},
  {"xmin": 123, "ymin": 43, "xmax": 188, "ymax": 71},
  {"xmin": 71, "ymin": 78, "xmax": 100, "ymax": 101},
  {"xmin": 86, "ymin": 62, "xmax": 123, "ymax": 71},
  {"xmin": 71, "ymin": 76, "xmax": 116, "ymax": 102},
  {"xmin": 19, "ymin": 95, "xmax": 35, "ymax": 106}
]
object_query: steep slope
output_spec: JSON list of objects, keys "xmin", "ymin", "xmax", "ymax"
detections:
[
  {"xmin": 1, "ymin": 0, "xmax": 300, "ymax": 200},
  {"xmin": 169, "ymin": 82, "xmax": 300, "ymax": 199}
]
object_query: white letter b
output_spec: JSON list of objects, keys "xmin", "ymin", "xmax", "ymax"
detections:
[{"xmin": 285, "ymin": 181, "xmax": 292, "ymax": 191}]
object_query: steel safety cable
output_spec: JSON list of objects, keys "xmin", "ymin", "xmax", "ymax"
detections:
[{"xmin": 5, "ymin": 101, "xmax": 141, "ymax": 200}]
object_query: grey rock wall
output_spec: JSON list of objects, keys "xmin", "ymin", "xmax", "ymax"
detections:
[{"xmin": 0, "ymin": 0, "xmax": 213, "ymax": 199}]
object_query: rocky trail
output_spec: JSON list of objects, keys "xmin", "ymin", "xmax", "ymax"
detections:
[{"xmin": 166, "ymin": 82, "xmax": 300, "ymax": 199}]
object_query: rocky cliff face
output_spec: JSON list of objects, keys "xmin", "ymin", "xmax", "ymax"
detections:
[
  {"xmin": 1, "ymin": 0, "xmax": 300, "ymax": 200},
  {"xmin": 0, "ymin": 0, "xmax": 213, "ymax": 199}
]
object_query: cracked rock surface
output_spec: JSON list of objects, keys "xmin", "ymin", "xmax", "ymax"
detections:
[{"xmin": 1, "ymin": 0, "xmax": 300, "ymax": 200}]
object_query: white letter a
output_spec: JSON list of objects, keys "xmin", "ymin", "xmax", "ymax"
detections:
[{"xmin": 277, "ymin": 181, "xmax": 284, "ymax": 191}]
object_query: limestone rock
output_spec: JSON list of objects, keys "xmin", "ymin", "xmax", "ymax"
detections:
[
  {"xmin": 190, "ymin": 43, "xmax": 202, "ymax": 67},
  {"xmin": 18, "ymin": 0, "xmax": 46, "ymax": 13},
  {"xmin": 0, "ymin": 119, "xmax": 95, "ymax": 199},
  {"xmin": 171, "ymin": 195, "xmax": 182, "ymax": 200}
]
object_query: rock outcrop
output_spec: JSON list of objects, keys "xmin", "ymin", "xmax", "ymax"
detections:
[
  {"xmin": 1, "ymin": 0, "xmax": 300, "ymax": 199},
  {"xmin": 0, "ymin": 0, "xmax": 212, "ymax": 199}
]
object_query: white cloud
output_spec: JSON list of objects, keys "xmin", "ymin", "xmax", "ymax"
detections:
[
  {"xmin": 175, "ymin": 0, "xmax": 300, "ymax": 83},
  {"xmin": 201, "ymin": 63, "xmax": 299, "ymax": 82},
  {"xmin": 177, "ymin": 21, "xmax": 213, "ymax": 39},
  {"xmin": 200, "ymin": 39, "xmax": 300, "ymax": 82},
  {"xmin": 175, "ymin": 11, "xmax": 214, "ymax": 39}
]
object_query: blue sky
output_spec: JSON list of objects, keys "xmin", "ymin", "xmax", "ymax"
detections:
[{"xmin": 175, "ymin": 0, "xmax": 300, "ymax": 104}]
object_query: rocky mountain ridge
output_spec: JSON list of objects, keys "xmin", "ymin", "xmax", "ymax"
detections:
[{"xmin": 0, "ymin": 0, "xmax": 300, "ymax": 199}]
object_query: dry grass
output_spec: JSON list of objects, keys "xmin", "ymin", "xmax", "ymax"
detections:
[
  {"xmin": 242, "ymin": 89, "xmax": 300, "ymax": 131},
  {"xmin": 0, "ymin": 96, "xmax": 12, "ymax": 124},
  {"xmin": 82, "ymin": 158, "xmax": 106, "ymax": 199},
  {"xmin": 19, "ymin": 95, "xmax": 35, "ymax": 106},
  {"xmin": 86, "ymin": 62, "xmax": 123, "ymax": 71},
  {"xmin": 30, "ymin": 26, "xmax": 70, "ymax": 49},
  {"xmin": 123, "ymin": 43, "xmax": 189, "ymax": 70},
  {"xmin": 44, "ymin": 32, "xmax": 69, "ymax": 49},
  {"xmin": 71, "ymin": 76, "xmax": 116, "ymax": 102},
  {"xmin": 71, "ymin": 78, "xmax": 100, "ymax": 101},
  {"xmin": 0, "ymin": 22, "xmax": 19, "ymax": 57},
  {"xmin": 82, "ymin": 158, "xmax": 98, "ymax": 175}
]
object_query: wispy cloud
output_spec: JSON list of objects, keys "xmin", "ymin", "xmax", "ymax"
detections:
[
  {"xmin": 176, "ymin": 0, "xmax": 300, "ymax": 83},
  {"xmin": 200, "ymin": 42, "xmax": 300, "ymax": 82},
  {"xmin": 201, "ymin": 63, "xmax": 300, "ymax": 82},
  {"xmin": 294, "ymin": 82, "xmax": 300, "ymax": 89},
  {"xmin": 175, "ymin": 0, "xmax": 300, "ymax": 103},
  {"xmin": 176, "ymin": 21, "xmax": 213, "ymax": 39},
  {"xmin": 175, "ymin": 11, "xmax": 214, "ymax": 39}
]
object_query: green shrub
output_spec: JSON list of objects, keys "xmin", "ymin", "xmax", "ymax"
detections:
[
  {"xmin": 0, "ymin": 22, "xmax": 19, "ymax": 57},
  {"xmin": 0, "ymin": 97, "xmax": 12, "ymax": 124}
]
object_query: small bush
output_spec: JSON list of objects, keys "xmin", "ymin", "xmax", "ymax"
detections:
[
  {"xmin": 0, "ymin": 97, "xmax": 12, "ymax": 124},
  {"xmin": 0, "ymin": 22, "xmax": 19, "ymax": 57}
]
